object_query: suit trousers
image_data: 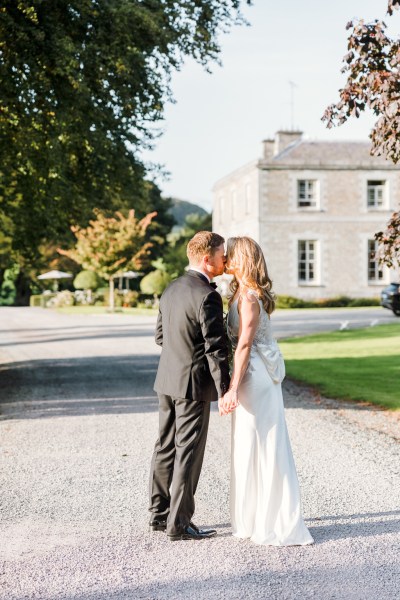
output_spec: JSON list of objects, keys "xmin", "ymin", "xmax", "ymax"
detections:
[{"xmin": 149, "ymin": 394, "xmax": 211, "ymax": 536}]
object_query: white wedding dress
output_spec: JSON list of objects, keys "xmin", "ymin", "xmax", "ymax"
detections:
[{"xmin": 227, "ymin": 293, "xmax": 314, "ymax": 546}]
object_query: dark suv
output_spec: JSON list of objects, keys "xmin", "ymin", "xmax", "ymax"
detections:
[{"xmin": 380, "ymin": 283, "xmax": 400, "ymax": 316}]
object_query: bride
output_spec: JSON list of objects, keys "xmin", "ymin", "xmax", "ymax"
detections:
[{"xmin": 219, "ymin": 236, "xmax": 314, "ymax": 546}]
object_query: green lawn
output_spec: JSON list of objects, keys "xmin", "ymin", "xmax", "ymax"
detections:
[
  {"xmin": 55, "ymin": 306, "xmax": 158, "ymax": 316},
  {"xmin": 280, "ymin": 324, "xmax": 400, "ymax": 410}
]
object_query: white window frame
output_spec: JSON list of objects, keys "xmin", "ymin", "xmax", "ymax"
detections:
[
  {"xmin": 367, "ymin": 239, "xmax": 384, "ymax": 283},
  {"xmin": 367, "ymin": 180, "xmax": 387, "ymax": 210},
  {"xmin": 298, "ymin": 240, "xmax": 318, "ymax": 284},
  {"xmin": 245, "ymin": 183, "xmax": 251, "ymax": 215},
  {"xmin": 231, "ymin": 190, "xmax": 237, "ymax": 220},
  {"xmin": 218, "ymin": 196, "xmax": 224, "ymax": 224},
  {"xmin": 297, "ymin": 179, "xmax": 319, "ymax": 209}
]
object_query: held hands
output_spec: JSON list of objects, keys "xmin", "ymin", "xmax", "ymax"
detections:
[{"xmin": 218, "ymin": 388, "xmax": 239, "ymax": 416}]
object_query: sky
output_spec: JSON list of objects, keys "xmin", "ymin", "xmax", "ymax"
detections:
[{"xmin": 145, "ymin": 0, "xmax": 399, "ymax": 211}]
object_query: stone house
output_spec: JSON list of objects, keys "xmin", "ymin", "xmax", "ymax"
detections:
[{"xmin": 212, "ymin": 131, "xmax": 399, "ymax": 299}]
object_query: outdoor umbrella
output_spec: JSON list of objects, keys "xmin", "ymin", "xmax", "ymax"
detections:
[
  {"xmin": 118, "ymin": 270, "xmax": 142, "ymax": 291},
  {"xmin": 38, "ymin": 270, "xmax": 73, "ymax": 291}
]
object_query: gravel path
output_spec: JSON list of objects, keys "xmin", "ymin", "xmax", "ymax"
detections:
[{"xmin": 0, "ymin": 308, "xmax": 399, "ymax": 600}]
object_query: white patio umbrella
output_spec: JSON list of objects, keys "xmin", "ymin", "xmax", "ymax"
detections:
[
  {"xmin": 38, "ymin": 270, "xmax": 73, "ymax": 280},
  {"xmin": 38, "ymin": 270, "xmax": 72, "ymax": 291}
]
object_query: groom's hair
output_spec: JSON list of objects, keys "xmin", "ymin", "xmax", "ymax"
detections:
[{"xmin": 187, "ymin": 231, "xmax": 225, "ymax": 264}]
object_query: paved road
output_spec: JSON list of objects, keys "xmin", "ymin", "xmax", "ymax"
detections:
[
  {"xmin": 271, "ymin": 306, "xmax": 398, "ymax": 338},
  {"xmin": 0, "ymin": 307, "xmax": 399, "ymax": 600}
]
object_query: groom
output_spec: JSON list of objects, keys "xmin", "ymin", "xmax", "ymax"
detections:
[{"xmin": 149, "ymin": 231, "xmax": 230, "ymax": 541}]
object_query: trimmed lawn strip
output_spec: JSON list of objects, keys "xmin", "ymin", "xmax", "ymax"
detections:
[{"xmin": 280, "ymin": 324, "xmax": 400, "ymax": 410}]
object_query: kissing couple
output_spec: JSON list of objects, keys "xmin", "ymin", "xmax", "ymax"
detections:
[{"xmin": 149, "ymin": 231, "xmax": 313, "ymax": 546}]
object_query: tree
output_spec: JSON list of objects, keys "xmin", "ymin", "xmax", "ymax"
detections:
[
  {"xmin": 375, "ymin": 211, "xmax": 400, "ymax": 268},
  {"xmin": 322, "ymin": 0, "xmax": 400, "ymax": 267},
  {"xmin": 58, "ymin": 208, "xmax": 156, "ymax": 310},
  {"xmin": 0, "ymin": 1, "xmax": 250, "ymax": 270},
  {"xmin": 162, "ymin": 212, "xmax": 212, "ymax": 278},
  {"xmin": 168, "ymin": 198, "xmax": 208, "ymax": 228},
  {"xmin": 0, "ymin": 264, "xmax": 18, "ymax": 306},
  {"xmin": 73, "ymin": 270, "xmax": 103, "ymax": 291},
  {"xmin": 140, "ymin": 269, "xmax": 171, "ymax": 297},
  {"xmin": 73, "ymin": 269, "xmax": 104, "ymax": 303}
]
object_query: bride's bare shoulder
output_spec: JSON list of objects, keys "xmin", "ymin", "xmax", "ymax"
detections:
[
  {"xmin": 238, "ymin": 288, "xmax": 261, "ymax": 313},
  {"xmin": 239, "ymin": 287, "xmax": 259, "ymax": 300}
]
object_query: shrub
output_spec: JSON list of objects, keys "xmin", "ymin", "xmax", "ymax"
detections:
[
  {"xmin": 74, "ymin": 289, "xmax": 91, "ymax": 305},
  {"xmin": 47, "ymin": 290, "xmax": 75, "ymax": 307},
  {"xmin": 122, "ymin": 290, "xmax": 139, "ymax": 307},
  {"xmin": 140, "ymin": 270, "xmax": 171, "ymax": 296},
  {"xmin": 103, "ymin": 290, "xmax": 123, "ymax": 308},
  {"xmin": 135, "ymin": 293, "xmax": 159, "ymax": 309},
  {"xmin": 276, "ymin": 294, "xmax": 381, "ymax": 309},
  {"xmin": 30, "ymin": 294, "xmax": 44, "ymax": 307},
  {"xmin": 73, "ymin": 270, "xmax": 104, "ymax": 291},
  {"xmin": 348, "ymin": 297, "xmax": 380, "ymax": 307},
  {"xmin": 30, "ymin": 293, "xmax": 58, "ymax": 307},
  {"xmin": 276, "ymin": 295, "xmax": 314, "ymax": 309},
  {"xmin": 0, "ymin": 265, "xmax": 18, "ymax": 306},
  {"xmin": 92, "ymin": 287, "xmax": 107, "ymax": 305},
  {"xmin": 315, "ymin": 296, "xmax": 352, "ymax": 308}
]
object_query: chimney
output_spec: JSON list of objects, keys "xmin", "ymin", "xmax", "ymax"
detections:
[
  {"xmin": 274, "ymin": 130, "xmax": 303, "ymax": 155},
  {"xmin": 262, "ymin": 139, "xmax": 274, "ymax": 160}
]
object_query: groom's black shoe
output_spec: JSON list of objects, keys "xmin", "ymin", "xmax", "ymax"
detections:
[
  {"xmin": 149, "ymin": 517, "xmax": 167, "ymax": 532},
  {"xmin": 168, "ymin": 522, "xmax": 217, "ymax": 541}
]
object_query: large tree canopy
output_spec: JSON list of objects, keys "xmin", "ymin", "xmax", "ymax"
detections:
[
  {"xmin": 0, "ymin": 0, "xmax": 250, "ymax": 267},
  {"xmin": 322, "ymin": 0, "xmax": 400, "ymax": 267}
]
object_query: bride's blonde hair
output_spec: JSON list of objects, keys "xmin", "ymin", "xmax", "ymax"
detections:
[{"xmin": 226, "ymin": 236, "xmax": 276, "ymax": 315}]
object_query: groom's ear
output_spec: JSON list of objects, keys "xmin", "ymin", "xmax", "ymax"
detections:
[{"xmin": 201, "ymin": 254, "xmax": 210, "ymax": 268}]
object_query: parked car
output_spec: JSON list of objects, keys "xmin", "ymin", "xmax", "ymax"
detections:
[{"xmin": 380, "ymin": 283, "xmax": 400, "ymax": 316}]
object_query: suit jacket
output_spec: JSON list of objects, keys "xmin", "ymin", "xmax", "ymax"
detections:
[{"xmin": 153, "ymin": 270, "xmax": 230, "ymax": 401}]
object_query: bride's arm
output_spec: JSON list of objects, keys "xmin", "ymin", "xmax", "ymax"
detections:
[{"xmin": 220, "ymin": 292, "xmax": 260, "ymax": 414}]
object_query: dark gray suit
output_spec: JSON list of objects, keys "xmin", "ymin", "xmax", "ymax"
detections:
[{"xmin": 149, "ymin": 270, "xmax": 230, "ymax": 535}]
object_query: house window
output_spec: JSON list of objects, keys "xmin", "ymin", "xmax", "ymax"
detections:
[
  {"xmin": 218, "ymin": 197, "xmax": 224, "ymax": 224},
  {"xmin": 298, "ymin": 240, "xmax": 317, "ymax": 283},
  {"xmin": 367, "ymin": 180, "xmax": 386, "ymax": 209},
  {"xmin": 368, "ymin": 239, "xmax": 384, "ymax": 282},
  {"xmin": 297, "ymin": 180, "xmax": 318, "ymax": 208},
  {"xmin": 231, "ymin": 191, "xmax": 237, "ymax": 220},
  {"xmin": 245, "ymin": 183, "xmax": 251, "ymax": 215}
]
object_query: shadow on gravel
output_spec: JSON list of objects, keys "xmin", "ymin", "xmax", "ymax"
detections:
[
  {"xmin": 0, "ymin": 328, "xmax": 155, "ymax": 347},
  {"xmin": 307, "ymin": 510, "xmax": 400, "ymax": 542},
  {"xmin": 306, "ymin": 509, "xmax": 400, "ymax": 521},
  {"xmin": 3, "ymin": 355, "xmax": 385, "ymax": 422},
  {"xmin": 38, "ymin": 561, "xmax": 398, "ymax": 600},
  {"xmin": 0, "ymin": 322, "xmax": 155, "ymax": 335},
  {"xmin": 0, "ymin": 355, "xmax": 160, "ymax": 420}
]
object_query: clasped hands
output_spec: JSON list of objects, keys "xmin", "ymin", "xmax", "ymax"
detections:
[{"xmin": 218, "ymin": 388, "xmax": 239, "ymax": 416}]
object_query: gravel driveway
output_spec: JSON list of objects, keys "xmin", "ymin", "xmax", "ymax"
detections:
[{"xmin": 0, "ymin": 308, "xmax": 399, "ymax": 600}]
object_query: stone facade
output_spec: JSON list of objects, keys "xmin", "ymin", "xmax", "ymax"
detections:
[{"xmin": 212, "ymin": 131, "xmax": 399, "ymax": 299}]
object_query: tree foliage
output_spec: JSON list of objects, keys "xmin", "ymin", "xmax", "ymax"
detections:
[
  {"xmin": 0, "ymin": 0, "xmax": 250, "ymax": 269},
  {"xmin": 0, "ymin": 264, "xmax": 18, "ymax": 306},
  {"xmin": 375, "ymin": 211, "xmax": 400, "ymax": 268},
  {"xmin": 168, "ymin": 198, "xmax": 207, "ymax": 228},
  {"xmin": 162, "ymin": 212, "xmax": 212, "ymax": 278},
  {"xmin": 73, "ymin": 270, "xmax": 103, "ymax": 291},
  {"xmin": 59, "ymin": 209, "xmax": 156, "ymax": 279},
  {"xmin": 140, "ymin": 269, "xmax": 171, "ymax": 296},
  {"xmin": 322, "ymin": 0, "xmax": 400, "ymax": 267}
]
